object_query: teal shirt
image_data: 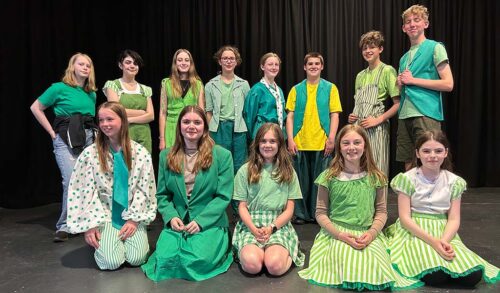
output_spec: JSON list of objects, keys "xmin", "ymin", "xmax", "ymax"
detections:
[
  {"xmin": 38, "ymin": 82, "xmax": 96, "ymax": 116},
  {"xmin": 205, "ymin": 74, "xmax": 250, "ymax": 133}
]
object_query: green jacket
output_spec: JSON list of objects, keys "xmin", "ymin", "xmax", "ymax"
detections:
[
  {"xmin": 205, "ymin": 74, "xmax": 250, "ymax": 132},
  {"xmin": 156, "ymin": 145, "xmax": 234, "ymax": 230}
]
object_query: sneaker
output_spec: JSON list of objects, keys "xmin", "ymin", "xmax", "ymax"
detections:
[{"xmin": 54, "ymin": 231, "xmax": 69, "ymax": 242}]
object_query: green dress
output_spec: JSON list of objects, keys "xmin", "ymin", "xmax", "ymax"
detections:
[
  {"xmin": 162, "ymin": 78, "xmax": 201, "ymax": 148},
  {"xmin": 232, "ymin": 163, "xmax": 305, "ymax": 266},
  {"xmin": 386, "ymin": 170, "xmax": 500, "ymax": 284},
  {"xmin": 103, "ymin": 80, "xmax": 153, "ymax": 153},
  {"xmin": 142, "ymin": 145, "xmax": 234, "ymax": 281},
  {"xmin": 298, "ymin": 171, "xmax": 422, "ymax": 290}
]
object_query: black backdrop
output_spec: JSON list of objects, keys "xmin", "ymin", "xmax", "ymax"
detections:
[{"xmin": 1, "ymin": 0, "xmax": 499, "ymax": 208}]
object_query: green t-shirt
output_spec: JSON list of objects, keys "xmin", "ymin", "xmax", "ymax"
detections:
[
  {"xmin": 399, "ymin": 43, "xmax": 448, "ymax": 119},
  {"xmin": 38, "ymin": 82, "xmax": 96, "ymax": 116},
  {"xmin": 355, "ymin": 62, "xmax": 400, "ymax": 101},
  {"xmin": 233, "ymin": 163, "xmax": 302, "ymax": 211},
  {"xmin": 219, "ymin": 79, "xmax": 235, "ymax": 121}
]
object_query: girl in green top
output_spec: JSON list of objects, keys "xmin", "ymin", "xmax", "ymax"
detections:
[
  {"xmin": 233, "ymin": 123, "xmax": 305, "ymax": 276},
  {"xmin": 159, "ymin": 49, "xmax": 204, "ymax": 150},
  {"xmin": 298, "ymin": 124, "xmax": 421, "ymax": 290},
  {"xmin": 30, "ymin": 52, "xmax": 97, "ymax": 242},
  {"xmin": 103, "ymin": 50, "xmax": 154, "ymax": 153}
]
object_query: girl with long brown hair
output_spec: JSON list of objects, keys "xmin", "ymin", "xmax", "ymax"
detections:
[
  {"xmin": 299, "ymin": 124, "xmax": 421, "ymax": 290},
  {"xmin": 159, "ymin": 49, "xmax": 204, "ymax": 149},
  {"xmin": 67, "ymin": 102, "xmax": 157, "ymax": 270},
  {"xmin": 143, "ymin": 105, "xmax": 234, "ymax": 281},
  {"xmin": 233, "ymin": 123, "xmax": 305, "ymax": 276}
]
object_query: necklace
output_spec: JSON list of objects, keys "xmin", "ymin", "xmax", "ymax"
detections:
[{"xmin": 181, "ymin": 80, "xmax": 190, "ymax": 92}]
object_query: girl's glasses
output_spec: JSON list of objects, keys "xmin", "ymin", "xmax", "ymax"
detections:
[{"xmin": 221, "ymin": 57, "xmax": 236, "ymax": 63}]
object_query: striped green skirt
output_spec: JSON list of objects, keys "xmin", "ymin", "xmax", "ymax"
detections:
[
  {"xmin": 232, "ymin": 210, "xmax": 305, "ymax": 267},
  {"xmin": 386, "ymin": 213, "xmax": 500, "ymax": 283},
  {"xmin": 298, "ymin": 222, "xmax": 422, "ymax": 291}
]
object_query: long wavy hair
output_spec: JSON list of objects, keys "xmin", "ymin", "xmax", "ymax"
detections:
[
  {"xmin": 169, "ymin": 49, "xmax": 201, "ymax": 98},
  {"xmin": 326, "ymin": 124, "xmax": 386, "ymax": 185},
  {"xmin": 95, "ymin": 102, "xmax": 132, "ymax": 173},
  {"xmin": 247, "ymin": 123, "xmax": 293, "ymax": 184},
  {"xmin": 167, "ymin": 105, "xmax": 214, "ymax": 173},
  {"xmin": 413, "ymin": 129, "xmax": 453, "ymax": 171},
  {"xmin": 62, "ymin": 52, "xmax": 97, "ymax": 93}
]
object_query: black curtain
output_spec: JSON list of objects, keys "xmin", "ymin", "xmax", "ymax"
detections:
[{"xmin": 1, "ymin": 0, "xmax": 498, "ymax": 208}]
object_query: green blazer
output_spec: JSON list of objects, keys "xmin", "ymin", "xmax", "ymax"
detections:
[{"xmin": 156, "ymin": 145, "xmax": 234, "ymax": 230}]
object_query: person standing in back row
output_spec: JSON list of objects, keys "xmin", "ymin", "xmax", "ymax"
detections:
[
  {"xmin": 396, "ymin": 4, "xmax": 454, "ymax": 171},
  {"xmin": 285, "ymin": 52, "xmax": 342, "ymax": 225},
  {"xmin": 30, "ymin": 52, "xmax": 97, "ymax": 242}
]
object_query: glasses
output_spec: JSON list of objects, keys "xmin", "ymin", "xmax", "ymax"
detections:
[{"xmin": 221, "ymin": 57, "xmax": 236, "ymax": 63}]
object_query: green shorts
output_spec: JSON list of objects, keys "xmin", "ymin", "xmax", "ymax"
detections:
[{"xmin": 396, "ymin": 116, "xmax": 441, "ymax": 163}]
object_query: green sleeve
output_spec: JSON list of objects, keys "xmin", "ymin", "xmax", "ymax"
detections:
[
  {"xmin": 205, "ymin": 81, "xmax": 214, "ymax": 112},
  {"xmin": 288, "ymin": 170, "xmax": 303, "ymax": 200},
  {"xmin": 102, "ymin": 80, "xmax": 120, "ymax": 96},
  {"xmin": 38, "ymin": 83, "xmax": 61, "ymax": 107},
  {"xmin": 451, "ymin": 176, "xmax": 467, "ymax": 200},
  {"xmin": 390, "ymin": 173, "xmax": 415, "ymax": 196},
  {"xmin": 243, "ymin": 85, "xmax": 261, "ymax": 139},
  {"xmin": 314, "ymin": 170, "xmax": 331, "ymax": 189},
  {"xmin": 156, "ymin": 149, "xmax": 180, "ymax": 224},
  {"xmin": 194, "ymin": 147, "xmax": 234, "ymax": 230},
  {"xmin": 434, "ymin": 43, "xmax": 449, "ymax": 66},
  {"xmin": 233, "ymin": 163, "xmax": 248, "ymax": 201},
  {"xmin": 384, "ymin": 66, "xmax": 400, "ymax": 98},
  {"xmin": 141, "ymin": 84, "xmax": 153, "ymax": 97}
]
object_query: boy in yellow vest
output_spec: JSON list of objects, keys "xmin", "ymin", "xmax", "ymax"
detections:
[
  {"xmin": 397, "ymin": 4, "xmax": 454, "ymax": 170},
  {"xmin": 285, "ymin": 52, "xmax": 342, "ymax": 224}
]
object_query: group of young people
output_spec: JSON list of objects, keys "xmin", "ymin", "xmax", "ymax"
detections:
[{"xmin": 30, "ymin": 4, "xmax": 499, "ymax": 291}]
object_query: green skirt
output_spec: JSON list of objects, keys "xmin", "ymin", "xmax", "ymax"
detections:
[
  {"xmin": 386, "ymin": 213, "xmax": 500, "ymax": 283},
  {"xmin": 142, "ymin": 226, "xmax": 233, "ymax": 281},
  {"xmin": 232, "ymin": 210, "xmax": 305, "ymax": 266},
  {"xmin": 298, "ymin": 222, "xmax": 422, "ymax": 291}
]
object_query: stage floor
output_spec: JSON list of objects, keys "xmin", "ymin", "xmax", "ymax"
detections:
[{"xmin": 1, "ymin": 188, "xmax": 499, "ymax": 293}]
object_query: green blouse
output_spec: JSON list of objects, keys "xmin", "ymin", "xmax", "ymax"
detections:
[
  {"xmin": 233, "ymin": 163, "xmax": 302, "ymax": 211},
  {"xmin": 315, "ymin": 170, "xmax": 385, "ymax": 227}
]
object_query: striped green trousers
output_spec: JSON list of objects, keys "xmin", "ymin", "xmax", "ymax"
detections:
[{"xmin": 94, "ymin": 222, "xmax": 149, "ymax": 270}]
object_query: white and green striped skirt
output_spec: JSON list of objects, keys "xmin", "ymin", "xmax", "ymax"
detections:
[
  {"xmin": 298, "ymin": 221, "xmax": 422, "ymax": 291},
  {"xmin": 232, "ymin": 210, "xmax": 305, "ymax": 267},
  {"xmin": 386, "ymin": 213, "xmax": 500, "ymax": 284}
]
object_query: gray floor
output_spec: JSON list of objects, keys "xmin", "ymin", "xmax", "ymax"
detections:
[{"xmin": 1, "ymin": 188, "xmax": 499, "ymax": 293}]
